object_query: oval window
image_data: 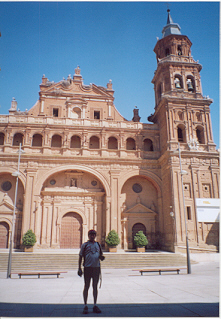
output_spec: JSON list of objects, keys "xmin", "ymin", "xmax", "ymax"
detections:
[
  {"xmin": 2, "ymin": 181, "xmax": 12, "ymax": 191},
  {"xmin": 132, "ymin": 183, "xmax": 142, "ymax": 193}
]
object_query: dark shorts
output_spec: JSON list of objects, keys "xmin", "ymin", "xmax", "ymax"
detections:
[{"xmin": 84, "ymin": 267, "xmax": 100, "ymax": 286}]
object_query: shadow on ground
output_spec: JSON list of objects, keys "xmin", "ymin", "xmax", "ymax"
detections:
[{"xmin": 0, "ymin": 302, "xmax": 219, "ymax": 317}]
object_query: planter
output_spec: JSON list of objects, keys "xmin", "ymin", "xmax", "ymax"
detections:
[
  {"xmin": 24, "ymin": 246, "xmax": 34, "ymax": 252},
  {"xmin": 108, "ymin": 246, "xmax": 117, "ymax": 253},
  {"xmin": 136, "ymin": 246, "xmax": 145, "ymax": 253}
]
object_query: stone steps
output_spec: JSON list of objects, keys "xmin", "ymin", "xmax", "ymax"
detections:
[{"xmin": 0, "ymin": 251, "xmax": 196, "ymax": 271}]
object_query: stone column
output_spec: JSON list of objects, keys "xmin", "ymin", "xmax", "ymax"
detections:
[
  {"xmin": 41, "ymin": 197, "xmax": 51, "ymax": 248},
  {"xmin": 96, "ymin": 199, "xmax": 103, "ymax": 243},
  {"xmin": 93, "ymin": 199, "xmax": 98, "ymax": 231},
  {"xmin": 46, "ymin": 204, "xmax": 53, "ymax": 247},
  {"xmin": 82, "ymin": 223, "xmax": 88, "ymax": 243},
  {"xmin": 210, "ymin": 165, "xmax": 220, "ymax": 198},
  {"xmin": 51, "ymin": 198, "xmax": 61, "ymax": 248},
  {"xmin": 190, "ymin": 164, "xmax": 199, "ymax": 244},
  {"xmin": 42, "ymin": 128, "xmax": 51, "ymax": 154},
  {"xmin": 105, "ymin": 196, "xmax": 111, "ymax": 235},
  {"xmin": 109, "ymin": 170, "xmax": 121, "ymax": 237},
  {"xmin": 21, "ymin": 169, "xmax": 37, "ymax": 237},
  {"xmin": 34, "ymin": 195, "xmax": 42, "ymax": 247},
  {"xmin": 122, "ymin": 217, "xmax": 128, "ymax": 250}
]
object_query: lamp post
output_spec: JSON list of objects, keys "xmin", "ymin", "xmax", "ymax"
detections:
[
  {"xmin": 7, "ymin": 143, "xmax": 24, "ymax": 278},
  {"xmin": 177, "ymin": 143, "xmax": 191, "ymax": 274}
]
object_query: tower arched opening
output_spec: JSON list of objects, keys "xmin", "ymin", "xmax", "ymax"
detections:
[{"xmin": 13, "ymin": 133, "xmax": 24, "ymax": 146}]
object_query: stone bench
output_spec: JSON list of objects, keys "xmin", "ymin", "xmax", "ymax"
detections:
[
  {"xmin": 11, "ymin": 271, "xmax": 67, "ymax": 278},
  {"xmin": 133, "ymin": 268, "xmax": 186, "ymax": 275}
]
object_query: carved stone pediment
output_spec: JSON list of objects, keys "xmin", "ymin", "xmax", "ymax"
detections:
[
  {"xmin": 0, "ymin": 200, "xmax": 14, "ymax": 213},
  {"xmin": 123, "ymin": 203, "xmax": 157, "ymax": 215}
]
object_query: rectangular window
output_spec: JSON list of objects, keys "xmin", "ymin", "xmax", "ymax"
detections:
[
  {"xmin": 94, "ymin": 111, "xmax": 100, "ymax": 119},
  {"xmin": 53, "ymin": 108, "xmax": 59, "ymax": 117},
  {"xmin": 187, "ymin": 206, "xmax": 191, "ymax": 220},
  {"xmin": 178, "ymin": 127, "xmax": 184, "ymax": 142}
]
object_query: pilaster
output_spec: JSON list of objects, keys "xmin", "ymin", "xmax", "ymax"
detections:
[
  {"xmin": 109, "ymin": 170, "xmax": 121, "ymax": 236},
  {"xmin": 21, "ymin": 169, "xmax": 37, "ymax": 237}
]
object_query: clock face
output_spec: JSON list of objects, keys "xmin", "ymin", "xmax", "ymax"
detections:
[{"xmin": 132, "ymin": 183, "xmax": 142, "ymax": 193}]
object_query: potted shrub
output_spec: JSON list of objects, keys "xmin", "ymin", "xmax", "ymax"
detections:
[
  {"xmin": 134, "ymin": 231, "xmax": 148, "ymax": 252},
  {"xmin": 22, "ymin": 229, "xmax": 36, "ymax": 252},
  {"xmin": 105, "ymin": 230, "xmax": 120, "ymax": 252}
]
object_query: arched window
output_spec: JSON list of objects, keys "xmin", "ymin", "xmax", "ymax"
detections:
[
  {"xmin": 165, "ymin": 48, "xmax": 170, "ymax": 56},
  {"xmin": 0, "ymin": 132, "xmax": 5, "ymax": 145},
  {"xmin": 186, "ymin": 77, "xmax": 195, "ymax": 92},
  {"xmin": 126, "ymin": 138, "xmax": 136, "ymax": 150},
  {"xmin": 174, "ymin": 75, "xmax": 183, "ymax": 89},
  {"xmin": 51, "ymin": 134, "xmax": 62, "ymax": 148},
  {"xmin": 196, "ymin": 126, "xmax": 205, "ymax": 144},
  {"xmin": 108, "ymin": 137, "xmax": 118, "ymax": 150},
  {"xmin": 177, "ymin": 45, "xmax": 182, "ymax": 56},
  {"xmin": 143, "ymin": 138, "xmax": 153, "ymax": 151},
  {"xmin": 70, "ymin": 135, "xmax": 81, "ymax": 148},
  {"xmin": 89, "ymin": 136, "xmax": 99, "ymax": 149},
  {"xmin": 32, "ymin": 134, "xmax": 43, "ymax": 147},
  {"xmin": 177, "ymin": 125, "xmax": 186, "ymax": 143},
  {"xmin": 13, "ymin": 133, "xmax": 23, "ymax": 146}
]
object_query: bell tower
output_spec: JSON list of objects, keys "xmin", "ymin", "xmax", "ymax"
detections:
[
  {"xmin": 149, "ymin": 9, "xmax": 216, "ymax": 153},
  {"xmin": 148, "ymin": 10, "xmax": 219, "ymax": 253}
]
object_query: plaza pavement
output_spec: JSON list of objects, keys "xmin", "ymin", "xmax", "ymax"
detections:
[{"xmin": 0, "ymin": 260, "xmax": 219, "ymax": 317}]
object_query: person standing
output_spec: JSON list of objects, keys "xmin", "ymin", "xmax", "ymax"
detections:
[{"xmin": 78, "ymin": 229, "xmax": 105, "ymax": 314}]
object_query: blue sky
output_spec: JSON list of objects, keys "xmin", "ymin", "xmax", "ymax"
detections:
[{"xmin": 0, "ymin": 1, "xmax": 219, "ymax": 147}]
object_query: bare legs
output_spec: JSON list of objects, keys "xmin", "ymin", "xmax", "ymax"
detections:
[
  {"xmin": 83, "ymin": 276, "xmax": 99, "ymax": 304},
  {"xmin": 83, "ymin": 268, "xmax": 99, "ymax": 305}
]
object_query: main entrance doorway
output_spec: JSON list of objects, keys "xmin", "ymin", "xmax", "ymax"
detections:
[{"xmin": 60, "ymin": 212, "xmax": 83, "ymax": 249}]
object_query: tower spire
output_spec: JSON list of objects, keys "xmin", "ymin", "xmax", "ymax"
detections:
[
  {"xmin": 162, "ymin": 9, "xmax": 181, "ymax": 38},
  {"xmin": 167, "ymin": 9, "xmax": 173, "ymax": 24}
]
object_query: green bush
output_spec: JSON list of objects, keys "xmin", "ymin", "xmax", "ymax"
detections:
[
  {"xmin": 105, "ymin": 230, "xmax": 120, "ymax": 247},
  {"xmin": 134, "ymin": 231, "xmax": 148, "ymax": 247},
  {"xmin": 22, "ymin": 229, "xmax": 36, "ymax": 247}
]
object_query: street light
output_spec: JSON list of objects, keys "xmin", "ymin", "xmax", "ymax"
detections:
[
  {"xmin": 175, "ymin": 143, "xmax": 191, "ymax": 274},
  {"xmin": 7, "ymin": 143, "xmax": 25, "ymax": 278}
]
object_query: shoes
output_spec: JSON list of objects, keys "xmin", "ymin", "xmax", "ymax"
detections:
[
  {"xmin": 83, "ymin": 305, "xmax": 101, "ymax": 314},
  {"xmin": 93, "ymin": 305, "xmax": 101, "ymax": 313},
  {"xmin": 83, "ymin": 306, "xmax": 88, "ymax": 314}
]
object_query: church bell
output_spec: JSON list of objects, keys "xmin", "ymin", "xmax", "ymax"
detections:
[
  {"xmin": 175, "ymin": 78, "xmax": 181, "ymax": 88},
  {"xmin": 187, "ymin": 79, "xmax": 194, "ymax": 91}
]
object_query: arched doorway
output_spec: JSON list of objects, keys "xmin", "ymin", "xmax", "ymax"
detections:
[
  {"xmin": 0, "ymin": 222, "xmax": 9, "ymax": 248},
  {"xmin": 132, "ymin": 223, "xmax": 146, "ymax": 248},
  {"xmin": 60, "ymin": 212, "xmax": 83, "ymax": 249}
]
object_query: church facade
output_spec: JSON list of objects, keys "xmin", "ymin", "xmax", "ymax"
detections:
[{"xmin": 0, "ymin": 11, "xmax": 219, "ymax": 252}]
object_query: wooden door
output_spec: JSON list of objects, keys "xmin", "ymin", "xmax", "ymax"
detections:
[
  {"xmin": 60, "ymin": 212, "xmax": 82, "ymax": 249},
  {"xmin": 0, "ymin": 222, "xmax": 9, "ymax": 248}
]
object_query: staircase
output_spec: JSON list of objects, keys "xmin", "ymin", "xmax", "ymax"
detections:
[{"xmin": 0, "ymin": 251, "xmax": 196, "ymax": 272}]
